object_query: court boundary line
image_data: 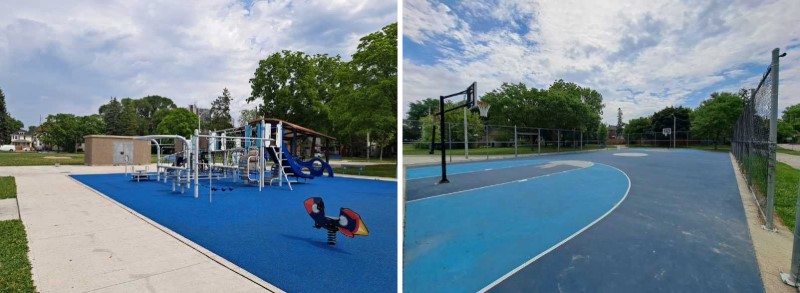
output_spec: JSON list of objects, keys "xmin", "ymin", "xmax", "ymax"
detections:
[
  {"xmin": 406, "ymin": 163, "xmax": 589, "ymax": 203},
  {"xmin": 477, "ymin": 163, "xmax": 632, "ymax": 292},
  {"xmin": 406, "ymin": 159, "xmax": 547, "ymax": 181}
]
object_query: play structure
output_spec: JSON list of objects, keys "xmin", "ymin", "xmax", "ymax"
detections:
[
  {"xmin": 131, "ymin": 118, "xmax": 336, "ymax": 199},
  {"xmin": 304, "ymin": 197, "xmax": 369, "ymax": 245}
]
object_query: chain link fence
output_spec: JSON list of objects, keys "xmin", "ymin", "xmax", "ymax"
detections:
[
  {"xmin": 732, "ymin": 49, "xmax": 779, "ymax": 232},
  {"xmin": 403, "ymin": 120, "xmax": 606, "ymax": 159},
  {"xmin": 624, "ymin": 131, "xmax": 723, "ymax": 148}
]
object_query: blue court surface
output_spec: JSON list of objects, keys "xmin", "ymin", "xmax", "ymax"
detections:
[
  {"xmin": 404, "ymin": 149, "xmax": 763, "ymax": 293},
  {"xmin": 71, "ymin": 174, "xmax": 397, "ymax": 293}
]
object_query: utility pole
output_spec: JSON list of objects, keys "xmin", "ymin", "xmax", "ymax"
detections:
[
  {"xmin": 463, "ymin": 107, "xmax": 469, "ymax": 159},
  {"xmin": 673, "ymin": 114, "xmax": 676, "ymax": 149}
]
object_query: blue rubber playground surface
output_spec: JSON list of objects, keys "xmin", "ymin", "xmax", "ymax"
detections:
[
  {"xmin": 404, "ymin": 149, "xmax": 763, "ymax": 292},
  {"xmin": 71, "ymin": 174, "xmax": 397, "ymax": 292}
]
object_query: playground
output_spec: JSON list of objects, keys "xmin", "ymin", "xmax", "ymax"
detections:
[
  {"xmin": 0, "ymin": 118, "xmax": 397, "ymax": 292},
  {"xmin": 404, "ymin": 149, "xmax": 764, "ymax": 292}
]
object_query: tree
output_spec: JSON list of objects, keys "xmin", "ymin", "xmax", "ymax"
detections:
[
  {"xmin": 417, "ymin": 101, "xmax": 484, "ymax": 150},
  {"xmin": 0, "ymin": 87, "xmax": 9, "ymax": 144},
  {"xmin": 597, "ymin": 123, "xmax": 608, "ymax": 144},
  {"xmin": 330, "ymin": 23, "xmax": 397, "ymax": 160},
  {"xmin": 209, "ymin": 88, "xmax": 234, "ymax": 130},
  {"xmin": 38, "ymin": 114, "xmax": 104, "ymax": 152},
  {"xmin": 102, "ymin": 98, "xmax": 123, "ymax": 135},
  {"xmin": 155, "ymin": 108, "xmax": 199, "ymax": 138},
  {"xmin": 690, "ymin": 92, "xmax": 744, "ymax": 149},
  {"xmin": 617, "ymin": 108, "xmax": 624, "ymax": 136},
  {"xmin": 136, "ymin": 95, "xmax": 176, "ymax": 134},
  {"xmin": 480, "ymin": 81, "xmax": 599, "ymax": 137},
  {"xmin": 651, "ymin": 106, "xmax": 691, "ymax": 146},
  {"xmin": 119, "ymin": 98, "xmax": 139, "ymax": 136},
  {"xmin": 783, "ymin": 104, "xmax": 800, "ymax": 134},
  {"xmin": 239, "ymin": 108, "xmax": 260, "ymax": 127},
  {"xmin": 7, "ymin": 118, "xmax": 23, "ymax": 133},
  {"xmin": 405, "ymin": 98, "xmax": 441, "ymax": 141},
  {"xmin": 624, "ymin": 117, "xmax": 651, "ymax": 136},
  {"xmin": 779, "ymin": 120, "xmax": 795, "ymax": 143},
  {"xmin": 248, "ymin": 50, "xmax": 337, "ymax": 131}
]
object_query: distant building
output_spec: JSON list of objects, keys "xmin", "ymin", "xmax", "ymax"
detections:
[
  {"xmin": 10, "ymin": 129, "xmax": 42, "ymax": 151},
  {"xmin": 608, "ymin": 125, "xmax": 623, "ymax": 140},
  {"xmin": 188, "ymin": 104, "xmax": 212, "ymax": 128}
]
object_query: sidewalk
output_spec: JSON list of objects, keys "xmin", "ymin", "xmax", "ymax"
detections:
[
  {"xmin": 778, "ymin": 153, "xmax": 800, "ymax": 170},
  {"xmin": 0, "ymin": 164, "xmax": 271, "ymax": 293}
]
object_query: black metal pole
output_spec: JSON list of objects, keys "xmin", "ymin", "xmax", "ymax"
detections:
[
  {"xmin": 429, "ymin": 125, "xmax": 436, "ymax": 155},
  {"xmin": 439, "ymin": 96, "xmax": 449, "ymax": 183}
]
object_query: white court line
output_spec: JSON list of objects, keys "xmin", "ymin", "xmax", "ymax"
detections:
[
  {"xmin": 406, "ymin": 160, "xmax": 545, "ymax": 181},
  {"xmin": 406, "ymin": 164, "xmax": 590, "ymax": 204},
  {"xmin": 477, "ymin": 163, "xmax": 632, "ymax": 292}
]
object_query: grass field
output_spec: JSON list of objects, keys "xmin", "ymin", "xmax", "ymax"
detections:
[
  {"xmin": 775, "ymin": 162, "xmax": 800, "ymax": 231},
  {"xmin": 777, "ymin": 147, "xmax": 800, "ymax": 156},
  {"xmin": 0, "ymin": 177, "xmax": 16, "ymax": 199},
  {"xmin": 0, "ymin": 220, "xmax": 35, "ymax": 293},
  {"xmin": 403, "ymin": 144, "xmax": 604, "ymax": 156},
  {"xmin": 0, "ymin": 152, "xmax": 84, "ymax": 166},
  {"xmin": 333, "ymin": 164, "xmax": 397, "ymax": 178},
  {"xmin": 627, "ymin": 144, "xmax": 732, "ymax": 152}
]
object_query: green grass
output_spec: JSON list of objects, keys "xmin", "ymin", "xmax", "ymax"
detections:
[
  {"xmin": 777, "ymin": 147, "xmax": 800, "ymax": 156},
  {"xmin": 0, "ymin": 152, "xmax": 84, "ymax": 166},
  {"xmin": 775, "ymin": 162, "xmax": 800, "ymax": 231},
  {"xmin": 0, "ymin": 177, "xmax": 16, "ymax": 199},
  {"xmin": 0, "ymin": 220, "xmax": 36, "ymax": 293},
  {"xmin": 333, "ymin": 164, "xmax": 397, "ymax": 178},
  {"xmin": 626, "ymin": 144, "xmax": 732, "ymax": 152},
  {"xmin": 403, "ymin": 144, "xmax": 603, "ymax": 156}
]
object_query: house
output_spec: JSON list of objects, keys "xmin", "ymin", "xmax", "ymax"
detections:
[
  {"xmin": 608, "ymin": 125, "xmax": 623, "ymax": 140},
  {"xmin": 10, "ymin": 129, "xmax": 42, "ymax": 151}
]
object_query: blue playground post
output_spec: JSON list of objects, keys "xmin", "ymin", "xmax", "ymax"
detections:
[{"xmin": 244, "ymin": 125, "xmax": 252, "ymax": 148}]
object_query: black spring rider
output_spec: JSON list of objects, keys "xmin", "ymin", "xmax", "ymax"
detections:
[{"xmin": 304, "ymin": 197, "xmax": 369, "ymax": 245}]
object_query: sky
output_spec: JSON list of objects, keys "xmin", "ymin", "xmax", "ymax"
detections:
[
  {"xmin": 403, "ymin": 0, "xmax": 800, "ymax": 124},
  {"xmin": 0, "ymin": 0, "xmax": 396, "ymax": 128}
]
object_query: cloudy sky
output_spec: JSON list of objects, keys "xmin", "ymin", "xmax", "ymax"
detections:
[
  {"xmin": 0, "ymin": 0, "xmax": 396, "ymax": 127},
  {"xmin": 404, "ymin": 0, "xmax": 800, "ymax": 124}
]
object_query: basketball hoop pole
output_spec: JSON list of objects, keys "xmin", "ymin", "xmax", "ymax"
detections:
[{"xmin": 435, "ymin": 82, "xmax": 477, "ymax": 184}]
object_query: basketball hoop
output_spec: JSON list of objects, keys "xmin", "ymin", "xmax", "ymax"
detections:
[
  {"xmin": 476, "ymin": 101, "xmax": 490, "ymax": 118},
  {"xmin": 662, "ymin": 128, "xmax": 672, "ymax": 136}
]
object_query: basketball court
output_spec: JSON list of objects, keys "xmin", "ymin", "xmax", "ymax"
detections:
[{"xmin": 403, "ymin": 149, "xmax": 763, "ymax": 292}]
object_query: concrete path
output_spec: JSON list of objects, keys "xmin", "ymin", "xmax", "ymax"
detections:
[
  {"xmin": 0, "ymin": 197, "xmax": 19, "ymax": 220},
  {"xmin": 0, "ymin": 164, "xmax": 271, "ymax": 293},
  {"xmin": 778, "ymin": 153, "xmax": 800, "ymax": 170}
]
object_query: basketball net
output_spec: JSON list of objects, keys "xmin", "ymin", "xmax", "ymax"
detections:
[{"xmin": 476, "ymin": 101, "xmax": 490, "ymax": 118}]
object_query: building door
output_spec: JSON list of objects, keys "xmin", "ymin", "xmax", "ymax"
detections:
[{"xmin": 113, "ymin": 141, "xmax": 134, "ymax": 165}]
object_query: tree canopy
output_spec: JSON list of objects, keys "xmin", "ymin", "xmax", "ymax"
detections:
[
  {"xmin": 690, "ymin": 92, "xmax": 744, "ymax": 149},
  {"xmin": 209, "ymin": 88, "xmax": 234, "ymax": 130},
  {"xmin": 247, "ymin": 23, "xmax": 398, "ymax": 159},
  {"xmin": 38, "ymin": 114, "xmax": 104, "ymax": 152},
  {"xmin": 155, "ymin": 108, "xmax": 199, "ymax": 138},
  {"xmin": 479, "ymin": 81, "xmax": 602, "ymax": 136}
]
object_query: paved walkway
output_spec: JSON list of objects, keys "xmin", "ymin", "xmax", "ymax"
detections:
[
  {"xmin": 0, "ymin": 164, "xmax": 271, "ymax": 293},
  {"xmin": 777, "ymin": 153, "xmax": 800, "ymax": 169},
  {"xmin": 0, "ymin": 197, "xmax": 19, "ymax": 220}
]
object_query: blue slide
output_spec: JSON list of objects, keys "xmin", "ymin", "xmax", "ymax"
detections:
[{"xmin": 266, "ymin": 143, "xmax": 330, "ymax": 181}]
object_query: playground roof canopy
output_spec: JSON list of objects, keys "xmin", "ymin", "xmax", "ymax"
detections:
[{"xmin": 247, "ymin": 118, "xmax": 336, "ymax": 140}]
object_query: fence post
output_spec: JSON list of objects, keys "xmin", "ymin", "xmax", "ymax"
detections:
[
  {"xmin": 464, "ymin": 107, "xmax": 469, "ymax": 159},
  {"xmin": 514, "ymin": 125, "xmax": 518, "ymax": 158},
  {"xmin": 557, "ymin": 129, "xmax": 561, "ymax": 153},
  {"xmin": 538, "ymin": 128, "xmax": 541, "ymax": 155},
  {"xmin": 766, "ymin": 48, "xmax": 780, "ymax": 230},
  {"xmin": 486, "ymin": 124, "xmax": 489, "ymax": 160}
]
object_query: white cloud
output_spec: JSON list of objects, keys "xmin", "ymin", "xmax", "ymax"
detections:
[
  {"xmin": 403, "ymin": 0, "xmax": 800, "ymax": 124},
  {"xmin": 0, "ymin": 0, "xmax": 396, "ymax": 127}
]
